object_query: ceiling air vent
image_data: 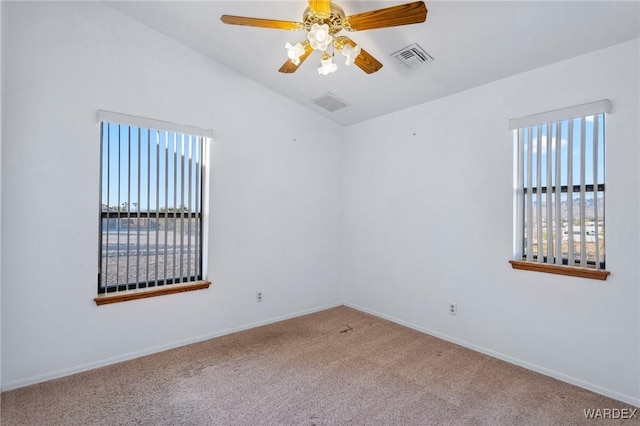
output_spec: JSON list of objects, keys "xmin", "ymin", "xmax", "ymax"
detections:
[
  {"xmin": 312, "ymin": 92, "xmax": 349, "ymax": 112},
  {"xmin": 391, "ymin": 43, "xmax": 434, "ymax": 69}
]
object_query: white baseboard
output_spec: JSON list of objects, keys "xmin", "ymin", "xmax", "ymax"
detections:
[
  {"xmin": 344, "ymin": 302, "xmax": 640, "ymax": 408},
  {"xmin": 1, "ymin": 302, "xmax": 343, "ymax": 392}
]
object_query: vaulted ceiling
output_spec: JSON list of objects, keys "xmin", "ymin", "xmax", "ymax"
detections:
[{"xmin": 108, "ymin": 1, "xmax": 640, "ymax": 126}]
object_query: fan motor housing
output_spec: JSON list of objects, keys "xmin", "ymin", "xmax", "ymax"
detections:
[{"xmin": 302, "ymin": 4, "xmax": 348, "ymax": 33}]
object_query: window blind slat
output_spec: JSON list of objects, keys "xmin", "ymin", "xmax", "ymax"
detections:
[
  {"xmin": 579, "ymin": 118, "xmax": 587, "ymax": 267},
  {"xmin": 554, "ymin": 122, "xmax": 562, "ymax": 265},
  {"xmin": 136, "ymin": 128, "xmax": 142, "ymax": 286},
  {"xmin": 526, "ymin": 128, "xmax": 534, "ymax": 261},
  {"xmin": 566, "ymin": 120, "xmax": 574, "ymax": 265},
  {"xmin": 180, "ymin": 134, "xmax": 185, "ymax": 282},
  {"xmin": 195, "ymin": 140, "xmax": 202, "ymax": 279},
  {"xmin": 155, "ymin": 131, "xmax": 161, "ymax": 286},
  {"xmin": 515, "ymin": 129, "xmax": 525, "ymax": 259},
  {"xmin": 126, "ymin": 127, "xmax": 132, "ymax": 287},
  {"xmin": 164, "ymin": 131, "xmax": 170, "ymax": 282},
  {"xmin": 536, "ymin": 126, "xmax": 543, "ymax": 262},
  {"xmin": 146, "ymin": 129, "xmax": 151, "ymax": 285},
  {"xmin": 187, "ymin": 136, "xmax": 193, "ymax": 280},
  {"xmin": 104, "ymin": 124, "xmax": 111, "ymax": 286},
  {"xmin": 545, "ymin": 123, "xmax": 553, "ymax": 264},
  {"xmin": 116, "ymin": 125, "xmax": 122, "ymax": 288},
  {"xmin": 593, "ymin": 115, "xmax": 600, "ymax": 267},
  {"xmin": 172, "ymin": 133, "xmax": 178, "ymax": 282}
]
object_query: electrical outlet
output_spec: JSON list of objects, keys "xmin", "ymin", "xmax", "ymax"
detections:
[
  {"xmin": 449, "ymin": 303, "xmax": 457, "ymax": 315},
  {"xmin": 256, "ymin": 291, "xmax": 263, "ymax": 302}
]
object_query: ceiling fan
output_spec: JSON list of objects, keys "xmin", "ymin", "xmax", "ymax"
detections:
[{"xmin": 220, "ymin": 1, "xmax": 428, "ymax": 75}]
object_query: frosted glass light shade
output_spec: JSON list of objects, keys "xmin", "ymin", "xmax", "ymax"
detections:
[
  {"xmin": 308, "ymin": 23, "xmax": 333, "ymax": 51},
  {"xmin": 317, "ymin": 57, "xmax": 337, "ymax": 75},
  {"xmin": 341, "ymin": 43, "xmax": 361, "ymax": 66},
  {"xmin": 285, "ymin": 42, "xmax": 306, "ymax": 65}
]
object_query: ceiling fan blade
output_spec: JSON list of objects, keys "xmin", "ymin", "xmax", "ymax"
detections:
[
  {"xmin": 279, "ymin": 41, "xmax": 313, "ymax": 73},
  {"xmin": 345, "ymin": 1, "xmax": 427, "ymax": 31},
  {"xmin": 221, "ymin": 15, "xmax": 303, "ymax": 31},
  {"xmin": 337, "ymin": 37, "xmax": 383, "ymax": 74},
  {"xmin": 308, "ymin": 0, "xmax": 331, "ymax": 16},
  {"xmin": 354, "ymin": 49, "xmax": 383, "ymax": 74}
]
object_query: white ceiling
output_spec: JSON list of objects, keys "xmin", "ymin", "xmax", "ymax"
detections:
[{"xmin": 107, "ymin": 1, "xmax": 640, "ymax": 126}]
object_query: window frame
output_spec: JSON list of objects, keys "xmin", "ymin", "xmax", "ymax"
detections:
[
  {"xmin": 95, "ymin": 111, "xmax": 213, "ymax": 304},
  {"xmin": 509, "ymin": 100, "xmax": 611, "ymax": 280}
]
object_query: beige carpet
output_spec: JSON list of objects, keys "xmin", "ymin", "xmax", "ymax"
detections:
[{"xmin": 1, "ymin": 306, "xmax": 636, "ymax": 425}]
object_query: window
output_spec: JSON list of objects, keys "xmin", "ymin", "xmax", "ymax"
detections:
[
  {"xmin": 96, "ymin": 111, "xmax": 212, "ymax": 303},
  {"xmin": 510, "ymin": 100, "xmax": 611, "ymax": 280}
]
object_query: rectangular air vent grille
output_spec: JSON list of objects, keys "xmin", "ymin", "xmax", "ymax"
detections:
[
  {"xmin": 391, "ymin": 43, "xmax": 434, "ymax": 69},
  {"xmin": 312, "ymin": 92, "xmax": 349, "ymax": 112}
]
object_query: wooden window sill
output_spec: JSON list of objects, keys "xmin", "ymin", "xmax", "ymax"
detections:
[
  {"xmin": 509, "ymin": 260, "xmax": 610, "ymax": 280},
  {"xmin": 94, "ymin": 280, "xmax": 211, "ymax": 305}
]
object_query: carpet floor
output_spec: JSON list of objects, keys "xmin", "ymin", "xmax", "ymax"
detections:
[{"xmin": 1, "ymin": 306, "xmax": 636, "ymax": 425}]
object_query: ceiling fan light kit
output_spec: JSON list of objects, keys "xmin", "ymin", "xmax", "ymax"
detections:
[
  {"xmin": 318, "ymin": 54, "xmax": 338, "ymax": 75},
  {"xmin": 308, "ymin": 23, "xmax": 333, "ymax": 51},
  {"xmin": 220, "ymin": 0, "xmax": 428, "ymax": 75},
  {"xmin": 285, "ymin": 41, "xmax": 307, "ymax": 65},
  {"xmin": 341, "ymin": 43, "xmax": 361, "ymax": 66}
]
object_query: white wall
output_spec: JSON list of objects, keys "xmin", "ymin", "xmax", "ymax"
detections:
[
  {"xmin": 0, "ymin": 1, "xmax": 342, "ymax": 389},
  {"xmin": 342, "ymin": 39, "xmax": 640, "ymax": 405}
]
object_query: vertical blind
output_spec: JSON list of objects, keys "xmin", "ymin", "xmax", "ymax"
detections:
[
  {"xmin": 97, "ymin": 111, "xmax": 211, "ymax": 293},
  {"xmin": 511, "ymin": 100, "xmax": 610, "ymax": 269}
]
